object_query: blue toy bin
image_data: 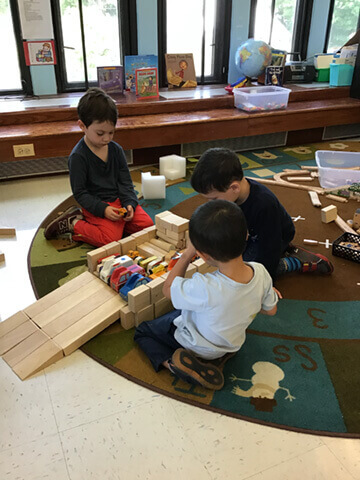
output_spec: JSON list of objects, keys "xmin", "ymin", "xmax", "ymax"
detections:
[{"xmin": 329, "ymin": 64, "xmax": 354, "ymax": 86}]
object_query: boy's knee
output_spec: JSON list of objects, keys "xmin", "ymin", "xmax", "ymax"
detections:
[{"xmin": 134, "ymin": 321, "xmax": 150, "ymax": 338}]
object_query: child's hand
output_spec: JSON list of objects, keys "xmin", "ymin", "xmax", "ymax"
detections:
[
  {"xmin": 273, "ymin": 287, "xmax": 283, "ymax": 299},
  {"xmin": 123, "ymin": 205, "xmax": 134, "ymax": 222},
  {"xmin": 104, "ymin": 206, "xmax": 121, "ymax": 221}
]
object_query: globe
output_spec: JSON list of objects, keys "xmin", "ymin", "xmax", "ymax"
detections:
[{"xmin": 235, "ymin": 39, "xmax": 272, "ymax": 78}]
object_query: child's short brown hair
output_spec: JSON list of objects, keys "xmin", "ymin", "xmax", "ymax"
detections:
[{"xmin": 77, "ymin": 87, "xmax": 118, "ymax": 127}]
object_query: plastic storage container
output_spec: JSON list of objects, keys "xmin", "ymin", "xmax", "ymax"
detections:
[
  {"xmin": 329, "ymin": 63, "xmax": 354, "ymax": 86},
  {"xmin": 234, "ymin": 86, "xmax": 291, "ymax": 112},
  {"xmin": 315, "ymin": 68, "xmax": 330, "ymax": 82},
  {"xmin": 315, "ymin": 150, "xmax": 360, "ymax": 188},
  {"xmin": 332, "ymin": 232, "xmax": 360, "ymax": 264}
]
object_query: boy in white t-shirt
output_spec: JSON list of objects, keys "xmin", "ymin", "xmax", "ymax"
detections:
[{"xmin": 134, "ymin": 200, "xmax": 280, "ymax": 390}]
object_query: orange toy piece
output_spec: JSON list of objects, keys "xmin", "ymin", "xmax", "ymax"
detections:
[
  {"xmin": 167, "ymin": 252, "xmax": 182, "ymax": 271},
  {"xmin": 118, "ymin": 207, "xmax": 127, "ymax": 217},
  {"xmin": 127, "ymin": 250, "xmax": 139, "ymax": 260}
]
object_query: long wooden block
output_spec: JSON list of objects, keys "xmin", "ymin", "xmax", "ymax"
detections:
[
  {"xmin": 164, "ymin": 228, "xmax": 185, "ymax": 241},
  {"xmin": 147, "ymin": 276, "xmax": 166, "ymax": 303},
  {"xmin": 24, "ymin": 271, "xmax": 95, "ymax": 318},
  {"xmin": 3, "ymin": 329, "xmax": 50, "ymax": 368},
  {"xmin": 135, "ymin": 304, "xmax": 154, "ymax": 326},
  {"xmin": 42, "ymin": 282, "xmax": 116, "ymax": 338},
  {"xmin": 128, "ymin": 284, "xmax": 151, "ymax": 313},
  {"xmin": 155, "ymin": 211, "xmax": 172, "ymax": 230},
  {"xmin": 143, "ymin": 225, "xmax": 157, "ymax": 239},
  {"xmin": 87, "ymin": 247, "xmax": 107, "ymax": 273},
  {"xmin": 0, "ymin": 320, "xmax": 38, "ymax": 356},
  {"xmin": 192, "ymin": 258, "xmax": 208, "ymax": 274},
  {"xmin": 104, "ymin": 241, "xmax": 122, "ymax": 257},
  {"xmin": 335, "ymin": 215, "xmax": 357, "ymax": 234},
  {"xmin": 118, "ymin": 235, "xmax": 136, "ymax": 254},
  {"xmin": 156, "ymin": 230, "xmax": 184, "ymax": 248},
  {"xmin": 132, "ymin": 230, "xmax": 150, "ymax": 246},
  {"xmin": 167, "ymin": 215, "xmax": 189, "ymax": 233},
  {"xmin": 31, "ymin": 276, "xmax": 101, "ymax": 329},
  {"xmin": 12, "ymin": 340, "xmax": 64, "ymax": 380},
  {"xmin": 0, "ymin": 251, "xmax": 4, "ymax": 263},
  {"xmin": 53, "ymin": 296, "xmax": 125, "ymax": 356},
  {"xmin": 185, "ymin": 263, "xmax": 197, "ymax": 278},
  {"xmin": 137, "ymin": 242, "xmax": 166, "ymax": 260},
  {"xmin": 154, "ymin": 297, "xmax": 174, "ymax": 318},
  {"xmin": 120, "ymin": 305, "xmax": 135, "ymax": 330},
  {"xmin": 150, "ymin": 237, "xmax": 175, "ymax": 252},
  {"xmin": 0, "ymin": 310, "xmax": 30, "ymax": 338},
  {"xmin": 0, "ymin": 227, "xmax": 16, "ymax": 236}
]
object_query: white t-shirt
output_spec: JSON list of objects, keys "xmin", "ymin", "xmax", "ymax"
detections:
[{"xmin": 171, "ymin": 262, "xmax": 278, "ymax": 360}]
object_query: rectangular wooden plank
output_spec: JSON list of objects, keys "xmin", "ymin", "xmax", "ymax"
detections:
[
  {"xmin": 3, "ymin": 329, "xmax": 50, "ymax": 368},
  {"xmin": 0, "ymin": 310, "xmax": 30, "ymax": 338},
  {"xmin": 154, "ymin": 297, "xmax": 174, "ymax": 318},
  {"xmin": 0, "ymin": 227, "xmax": 16, "ymax": 236},
  {"xmin": 120, "ymin": 305, "xmax": 135, "ymax": 330},
  {"xmin": 12, "ymin": 340, "xmax": 64, "ymax": 380},
  {"xmin": 0, "ymin": 320, "xmax": 39, "ymax": 356},
  {"xmin": 128, "ymin": 284, "xmax": 151, "ymax": 313},
  {"xmin": 31, "ymin": 276, "xmax": 101, "ymax": 328},
  {"xmin": 135, "ymin": 304, "xmax": 154, "ymax": 326},
  {"xmin": 42, "ymin": 283, "xmax": 117, "ymax": 338},
  {"xmin": 87, "ymin": 247, "xmax": 107, "ymax": 273},
  {"xmin": 53, "ymin": 296, "xmax": 125, "ymax": 356},
  {"xmin": 24, "ymin": 271, "xmax": 95, "ymax": 318},
  {"xmin": 118, "ymin": 236, "xmax": 136, "ymax": 255},
  {"xmin": 147, "ymin": 276, "xmax": 165, "ymax": 304},
  {"xmin": 104, "ymin": 241, "xmax": 122, "ymax": 257}
]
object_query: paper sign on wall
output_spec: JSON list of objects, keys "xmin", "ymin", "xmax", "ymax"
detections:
[{"xmin": 17, "ymin": 0, "xmax": 54, "ymax": 39}]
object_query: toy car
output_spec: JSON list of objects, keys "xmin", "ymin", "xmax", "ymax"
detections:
[
  {"xmin": 119, "ymin": 273, "xmax": 151, "ymax": 301},
  {"xmin": 110, "ymin": 264, "xmax": 146, "ymax": 292},
  {"xmin": 100, "ymin": 255, "xmax": 133, "ymax": 284}
]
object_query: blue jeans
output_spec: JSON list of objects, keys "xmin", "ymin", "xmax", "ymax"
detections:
[{"xmin": 134, "ymin": 310, "xmax": 183, "ymax": 372}]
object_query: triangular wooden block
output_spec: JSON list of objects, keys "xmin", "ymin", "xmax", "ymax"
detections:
[
  {"xmin": 12, "ymin": 340, "xmax": 63, "ymax": 380},
  {"xmin": 3, "ymin": 329, "xmax": 50, "ymax": 368},
  {"xmin": 0, "ymin": 320, "xmax": 38, "ymax": 356}
]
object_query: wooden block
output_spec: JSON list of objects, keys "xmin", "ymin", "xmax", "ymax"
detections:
[
  {"xmin": 24, "ymin": 271, "xmax": 95, "ymax": 318},
  {"xmin": 156, "ymin": 230, "xmax": 184, "ymax": 248},
  {"xmin": 154, "ymin": 297, "xmax": 174, "ymax": 318},
  {"xmin": 287, "ymin": 176, "xmax": 313, "ymax": 181},
  {"xmin": 150, "ymin": 237, "xmax": 175, "ymax": 252},
  {"xmin": 137, "ymin": 242, "xmax": 166, "ymax": 260},
  {"xmin": 120, "ymin": 305, "xmax": 135, "ymax": 330},
  {"xmin": 148, "ymin": 276, "xmax": 166, "ymax": 303},
  {"xmin": 165, "ymin": 249, "xmax": 177, "ymax": 263},
  {"xmin": 127, "ymin": 284, "xmax": 151, "ymax": 313},
  {"xmin": 0, "ymin": 310, "xmax": 30, "ymax": 338},
  {"xmin": 12, "ymin": 340, "xmax": 64, "ymax": 380},
  {"xmin": 192, "ymin": 258, "xmax": 208, "ymax": 273},
  {"xmin": 155, "ymin": 211, "xmax": 172, "ymax": 230},
  {"xmin": 118, "ymin": 235, "xmax": 137, "ymax": 255},
  {"xmin": 104, "ymin": 241, "xmax": 122, "ymax": 257},
  {"xmin": 87, "ymin": 247, "xmax": 107, "ymax": 273},
  {"xmin": 143, "ymin": 225, "xmax": 157, "ymax": 239},
  {"xmin": 0, "ymin": 320, "xmax": 38, "ymax": 356},
  {"xmin": 0, "ymin": 227, "xmax": 16, "ymax": 236},
  {"xmin": 135, "ymin": 304, "xmax": 154, "ymax": 326},
  {"xmin": 53, "ymin": 296, "xmax": 125, "ymax": 356},
  {"xmin": 132, "ymin": 230, "xmax": 150, "ymax": 246},
  {"xmin": 185, "ymin": 263, "xmax": 197, "ymax": 278},
  {"xmin": 42, "ymin": 281, "xmax": 116, "ymax": 338},
  {"xmin": 3, "ymin": 329, "xmax": 50, "ymax": 368},
  {"xmin": 308, "ymin": 191, "xmax": 322, "ymax": 207},
  {"xmin": 168, "ymin": 215, "xmax": 189, "ymax": 233},
  {"xmin": 164, "ymin": 228, "xmax": 185, "ymax": 241},
  {"xmin": 321, "ymin": 205, "xmax": 338, "ymax": 224},
  {"xmin": 31, "ymin": 276, "xmax": 101, "ymax": 329},
  {"xmin": 335, "ymin": 215, "xmax": 357, "ymax": 234},
  {"xmin": 325, "ymin": 194, "xmax": 348, "ymax": 203},
  {"xmin": 0, "ymin": 251, "xmax": 4, "ymax": 263}
]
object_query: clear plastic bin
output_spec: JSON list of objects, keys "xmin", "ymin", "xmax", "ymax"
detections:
[
  {"xmin": 315, "ymin": 150, "xmax": 360, "ymax": 188},
  {"xmin": 234, "ymin": 86, "xmax": 291, "ymax": 112}
]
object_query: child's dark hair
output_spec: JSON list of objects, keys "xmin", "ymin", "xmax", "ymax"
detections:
[
  {"xmin": 77, "ymin": 87, "xmax": 118, "ymax": 127},
  {"xmin": 190, "ymin": 148, "xmax": 244, "ymax": 194},
  {"xmin": 189, "ymin": 199, "xmax": 247, "ymax": 262}
]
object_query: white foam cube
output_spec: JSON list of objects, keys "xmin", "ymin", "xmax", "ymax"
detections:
[
  {"xmin": 141, "ymin": 172, "xmax": 166, "ymax": 199},
  {"xmin": 159, "ymin": 154, "xmax": 186, "ymax": 180}
]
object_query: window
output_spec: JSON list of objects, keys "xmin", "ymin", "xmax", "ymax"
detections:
[
  {"xmin": 158, "ymin": 0, "xmax": 231, "ymax": 85},
  {"xmin": 53, "ymin": 0, "xmax": 136, "ymax": 92},
  {"xmin": 326, "ymin": 0, "xmax": 360, "ymax": 53}
]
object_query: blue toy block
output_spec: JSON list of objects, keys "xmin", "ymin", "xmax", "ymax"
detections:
[{"xmin": 119, "ymin": 273, "xmax": 151, "ymax": 301}]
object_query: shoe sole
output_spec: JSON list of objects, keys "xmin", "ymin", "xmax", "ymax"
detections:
[
  {"xmin": 44, "ymin": 206, "xmax": 82, "ymax": 239},
  {"xmin": 289, "ymin": 245, "xmax": 334, "ymax": 274},
  {"xmin": 171, "ymin": 348, "xmax": 224, "ymax": 390}
]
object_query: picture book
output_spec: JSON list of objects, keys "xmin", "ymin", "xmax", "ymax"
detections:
[
  {"xmin": 124, "ymin": 55, "xmax": 158, "ymax": 92},
  {"xmin": 164, "ymin": 53, "xmax": 197, "ymax": 89},
  {"xmin": 97, "ymin": 66, "xmax": 123, "ymax": 94},
  {"xmin": 135, "ymin": 67, "xmax": 159, "ymax": 99}
]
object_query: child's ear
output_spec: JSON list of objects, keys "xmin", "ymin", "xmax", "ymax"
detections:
[
  {"xmin": 229, "ymin": 181, "xmax": 241, "ymax": 196},
  {"xmin": 78, "ymin": 119, "xmax": 86, "ymax": 132}
]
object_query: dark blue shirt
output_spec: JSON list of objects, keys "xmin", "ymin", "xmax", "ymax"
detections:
[
  {"xmin": 68, "ymin": 138, "xmax": 138, "ymax": 218},
  {"xmin": 238, "ymin": 178, "xmax": 295, "ymax": 280}
]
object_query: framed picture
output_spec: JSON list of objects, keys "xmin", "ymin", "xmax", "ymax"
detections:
[
  {"xmin": 164, "ymin": 53, "xmax": 197, "ymax": 89},
  {"xmin": 97, "ymin": 66, "xmax": 123, "ymax": 94},
  {"xmin": 23, "ymin": 40, "xmax": 56, "ymax": 66},
  {"xmin": 135, "ymin": 67, "xmax": 159, "ymax": 99}
]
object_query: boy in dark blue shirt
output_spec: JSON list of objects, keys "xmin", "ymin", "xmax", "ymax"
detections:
[
  {"xmin": 190, "ymin": 148, "xmax": 333, "ymax": 281},
  {"xmin": 44, "ymin": 88, "xmax": 153, "ymax": 246}
]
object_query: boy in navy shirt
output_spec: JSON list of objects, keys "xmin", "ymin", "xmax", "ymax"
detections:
[
  {"xmin": 190, "ymin": 148, "xmax": 333, "ymax": 281},
  {"xmin": 44, "ymin": 88, "xmax": 153, "ymax": 246}
]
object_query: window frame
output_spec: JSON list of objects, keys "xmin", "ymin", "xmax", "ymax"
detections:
[
  {"xmin": 157, "ymin": 0, "xmax": 232, "ymax": 88},
  {"xmin": 52, "ymin": 0, "xmax": 137, "ymax": 93},
  {"xmin": 1, "ymin": 0, "xmax": 33, "ymax": 97}
]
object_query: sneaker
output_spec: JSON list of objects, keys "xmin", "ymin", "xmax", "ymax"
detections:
[
  {"xmin": 286, "ymin": 243, "xmax": 334, "ymax": 275},
  {"xmin": 169, "ymin": 348, "xmax": 224, "ymax": 390},
  {"xmin": 44, "ymin": 206, "xmax": 82, "ymax": 240}
]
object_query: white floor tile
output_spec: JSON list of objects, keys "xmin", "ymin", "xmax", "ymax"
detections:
[
  {"xmin": 321, "ymin": 436, "xmax": 360, "ymax": 480},
  {"xmin": 60, "ymin": 397, "xmax": 211, "ymax": 480},
  {"xmin": 0, "ymin": 434, "xmax": 70, "ymax": 480},
  {"xmin": 0, "ymin": 358, "xmax": 59, "ymax": 452},
  {"xmin": 243, "ymin": 445, "xmax": 355, "ymax": 480}
]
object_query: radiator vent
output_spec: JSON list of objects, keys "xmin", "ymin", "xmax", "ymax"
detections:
[
  {"xmin": 323, "ymin": 123, "xmax": 360, "ymax": 140},
  {"xmin": 181, "ymin": 132, "xmax": 287, "ymax": 157}
]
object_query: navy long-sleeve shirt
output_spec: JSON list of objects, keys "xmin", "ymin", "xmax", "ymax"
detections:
[
  {"xmin": 238, "ymin": 178, "xmax": 295, "ymax": 280},
  {"xmin": 68, "ymin": 138, "xmax": 138, "ymax": 218}
]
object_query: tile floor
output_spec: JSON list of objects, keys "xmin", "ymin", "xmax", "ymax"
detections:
[{"xmin": 0, "ymin": 175, "xmax": 359, "ymax": 480}]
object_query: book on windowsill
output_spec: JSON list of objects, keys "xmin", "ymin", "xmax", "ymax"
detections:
[
  {"xmin": 135, "ymin": 67, "xmax": 159, "ymax": 99},
  {"xmin": 97, "ymin": 66, "xmax": 123, "ymax": 94},
  {"xmin": 124, "ymin": 55, "xmax": 158, "ymax": 92},
  {"xmin": 164, "ymin": 53, "xmax": 197, "ymax": 89}
]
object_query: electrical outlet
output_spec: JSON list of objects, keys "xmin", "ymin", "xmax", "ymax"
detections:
[{"xmin": 13, "ymin": 144, "xmax": 35, "ymax": 157}]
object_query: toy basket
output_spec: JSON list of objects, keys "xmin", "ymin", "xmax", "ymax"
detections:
[{"xmin": 332, "ymin": 232, "xmax": 360, "ymax": 264}]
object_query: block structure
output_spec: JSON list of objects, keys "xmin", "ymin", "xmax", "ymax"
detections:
[{"xmin": 321, "ymin": 205, "xmax": 338, "ymax": 223}]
